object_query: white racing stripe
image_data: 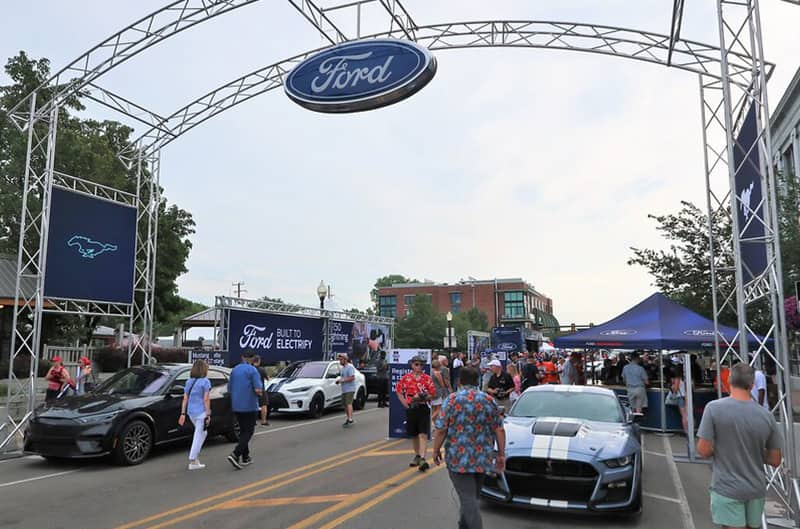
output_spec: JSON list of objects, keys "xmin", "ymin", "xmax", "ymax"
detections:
[
  {"xmin": 531, "ymin": 434, "xmax": 550, "ymax": 458},
  {"xmin": 549, "ymin": 436, "xmax": 570, "ymax": 460},
  {"xmin": 549, "ymin": 499, "xmax": 569, "ymax": 509},
  {"xmin": 529, "ymin": 497, "xmax": 548, "ymax": 507},
  {"xmin": 0, "ymin": 469, "xmax": 81, "ymax": 488}
]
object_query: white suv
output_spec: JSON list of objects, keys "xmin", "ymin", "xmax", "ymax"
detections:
[{"xmin": 266, "ymin": 360, "xmax": 367, "ymax": 418}]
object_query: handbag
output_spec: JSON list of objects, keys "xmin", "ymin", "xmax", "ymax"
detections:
[{"xmin": 664, "ymin": 390, "xmax": 680, "ymax": 406}]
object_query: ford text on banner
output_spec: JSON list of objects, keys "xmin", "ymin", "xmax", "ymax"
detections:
[
  {"xmin": 389, "ymin": 349, "xmax": 431, "ymax": 439},
  {"xmin": 734, "ymin": 106, "xmax": 768, "ymax": 284},
  {"xmin": 228, "ymin": 309, "xmax": 323, "ymax": 363}
]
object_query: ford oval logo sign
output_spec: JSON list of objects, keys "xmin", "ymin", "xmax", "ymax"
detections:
[{"xmin": 284, "ymin": 39, "xmax": 437, "ymax": 113}]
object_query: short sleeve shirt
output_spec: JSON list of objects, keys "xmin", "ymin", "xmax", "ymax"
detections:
[
  {"xmin": 185, "ymin": 377, "xmax": 211, "ymax": 417},
  {"xmin": 751, "ymin": 370, "xmax": 769, "ymax": 410},
  {"xmin": 396, "ymin": 372, "xmax": 435, "ymax": 402},
  {"xmin": 434, "ymin": 387, "xmax": 503, "ymax": 474},
  {"xmin": 229, "ymin": 363, "xmax": 261, "ymax": 412},
  {"xmin": 622, "ymin": 363, "xmax": 648, "ymax": 388},
  {"xmin": 697, "ymin": 397, "xmax": 782, "ymax": 500},
  {"xmin": 340, "ymin": 363, "xmax": 357, "ymax": 393}
]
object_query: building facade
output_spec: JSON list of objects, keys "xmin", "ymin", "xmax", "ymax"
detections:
[
  {"xmin": 377, "ymin": 277, "xmax": 558, "ymax": 331},
  {"xmin": 772, "ymin": 66, "xmax": 800, "ymax": 178}
]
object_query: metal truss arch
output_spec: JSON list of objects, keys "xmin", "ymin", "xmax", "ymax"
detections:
[{"xmin": 118, "ymin": 19, "xmax": 769, "ymax": 158}]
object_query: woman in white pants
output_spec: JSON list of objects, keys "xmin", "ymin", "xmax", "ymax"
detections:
[{"xmin": 178, "ymin": 360, "xmax": 211, "ymax": 470}]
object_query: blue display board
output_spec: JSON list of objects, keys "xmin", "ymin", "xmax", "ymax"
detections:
[
  {"xmin": 491, "ymin": 327, "xmax": 524, "ymax": 354},
  {"xmin": 228, "ymin": 309, "xmax": 323, "ymax": 363},
  {"xmin": 44, "ymin": 187, "xmax": 137, "ymax": 304},
  {"xmin": 734, "ymin": 106, "xmax": 768, "ymax": 283},
  {"xmin": 389, "ymin": 349, "xmax": 431, "ymax": 439}
]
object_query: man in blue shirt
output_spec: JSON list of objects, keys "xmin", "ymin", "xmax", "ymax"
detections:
[{"xmin": 227, "ymin": 352, "xmax": 263, "ymax": 469}]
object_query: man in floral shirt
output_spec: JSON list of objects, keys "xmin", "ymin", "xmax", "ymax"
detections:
[
  {"xmin": 433, "ymin": 366, "xmax": 506, "ymax": 529},
  {"xmin": 396, "ymin": 355, "xmax": 437, "ymax": 471}
]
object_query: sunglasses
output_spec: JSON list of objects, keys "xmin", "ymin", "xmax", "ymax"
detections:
[{"xmin": 412, "ymin": 362, "xmax": 422, "ymax": 366}]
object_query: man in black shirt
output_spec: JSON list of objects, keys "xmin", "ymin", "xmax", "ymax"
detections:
[
  {"xmin": 486, "ymin": 359, "xmax": 514, "ymax": 408},
  {"xmin": 520, "ymin": 352, "xmax": 540, "ymax": 391}
]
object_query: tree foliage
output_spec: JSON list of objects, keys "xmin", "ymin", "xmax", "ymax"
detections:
[
  {"xmin": 1, "ymin": 52, "xmax": 198, "ymax": 341},
  {"xmin": 628, "ymin": 171, "xmax": 800, "ymax": 334},
  {"xmin": 452, "ymin": 307, "xmax": 490, "ymax": 352},
  {"xmin": 395, "ymin": 294, "xmax": 445, "ymax": 349},
  {"xmin": 370, "ymin": 274, "xmax": 416, "ymax": 311}
]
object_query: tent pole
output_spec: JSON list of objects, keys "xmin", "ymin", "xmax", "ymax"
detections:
[
  {"xmin": 684, "ymin": 352, "xmax": 697, "ymax": 460},
  {"xmin": 660, "ymin": 350, "xmax": 667, "ymax": 433}
]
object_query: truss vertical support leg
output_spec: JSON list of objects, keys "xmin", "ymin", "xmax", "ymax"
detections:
[{"xmin": 717, "ymin": 0, "xmax": 799, "ymax": 523}]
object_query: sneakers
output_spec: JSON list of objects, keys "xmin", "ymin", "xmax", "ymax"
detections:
[
  {"xmin": 418, "ymin": 458, "xmax": 430, "ymax": 472},
  {"xmin": 241, "ymin": 456, "xmax": 253, "ymax": 467},
  {"xmin": 409, "ymin": 454, "xmax": 422, "ymax": 467},
  {"xmin": 227, "ymin": 453, "xmax": 243, "ymax": 470},
  {"xmin": 343, "ymin": 419, "xmax": 354, "ymax": 428},
  {"xmin": 188, "ymin": 461, "xmax": 205, "ymax": 471}
]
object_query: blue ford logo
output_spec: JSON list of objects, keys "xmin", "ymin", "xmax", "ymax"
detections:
[{"xmin": 285, "ymin": 39, "xmax": 437, "ymax": 113}]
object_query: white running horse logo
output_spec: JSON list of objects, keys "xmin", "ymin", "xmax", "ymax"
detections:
[{"xmin": 740, "ymin": 181, "xmax": 755, "ymax": 221}]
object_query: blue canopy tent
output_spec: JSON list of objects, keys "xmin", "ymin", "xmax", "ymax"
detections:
[{"xmin": 553, "ymin": 292, "xmax": 765, "ymax": 350}]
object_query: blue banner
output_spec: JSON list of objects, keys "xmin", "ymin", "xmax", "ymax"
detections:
[
  {"xmin": 491, "ymin": 326, "xmax": 524, "ymax": 354},
  {"xmin": 389, "ymin": 349, "xmax": 431, "ymax": 439},
  {"xmin": 44, "ymin": 187, "xmax": 137, "ymax": 304},
  {"xmin": 330, "ymin": 320, "xmax": 354, "ymax": 357},
  {"xmin": 734, "ymin": 107, "xmax": 768, "ymax": 283},
  {"xmin": 228, "ymin": 309, "xmax": 323, "ymax": 363}
]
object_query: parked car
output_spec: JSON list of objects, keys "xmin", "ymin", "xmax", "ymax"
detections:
[
  {"xmin": 482, "ymin": 385, "xmax": 642, "ymax": 514},
  {"xmin": 24, "ymin": 364, "xmax": 239, "ymax": 465},
  {"xmin": 266, "ymin": 360, "xmax": 367, "ymax": 418}
]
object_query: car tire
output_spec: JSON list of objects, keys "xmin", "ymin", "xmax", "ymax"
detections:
[
  {"xmin": 225, "ymin": 415, "xmax": 240, "ymax": 443},
  {"xmin": 114, "ymin": 420, "xmax": 153, "ymax": 466},
  {"xmin": 353, "ymin": 387, "xmax": 367, "ymax": 411},
  {"xmin": 308, "ymin": 393, "xmax": 324, "ymax": 419}
]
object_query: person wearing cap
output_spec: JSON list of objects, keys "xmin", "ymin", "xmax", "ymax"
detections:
[
  {"xmin": 76, "ymin": 357, "xmax": 94, "ymax": 395},
  {"xmin": 227, "ymin": 352, "xmax": 263, "ymax": 470},
  {"xmin": 336, "ymin": 353, "xmax": 357, "ymax": 427},
  {"xmin": 45, "ymin": 356, "xmax": 73, "ymax": 402},
  {"xmin": 396, "ymin": 355, "xmax": 436, "ymax": 471},
  {"xmin": 486, "ymin": 359, "xmax": 514, "ymax": 408}
]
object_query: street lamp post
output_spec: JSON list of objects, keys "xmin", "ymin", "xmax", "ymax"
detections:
[
  {"xmin": 317, "ymin": 280, "xmax": 327, "ymax": 310},
  {"xmin": 447, "ymin": 311, "xmax": 453, "ymax": 357}
]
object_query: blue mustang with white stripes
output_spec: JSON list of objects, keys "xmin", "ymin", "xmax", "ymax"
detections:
[{"xmin": 482, "ymin": 385, "xmax": 642, "ymax": 514}]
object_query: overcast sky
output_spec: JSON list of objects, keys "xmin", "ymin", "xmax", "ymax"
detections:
[{"xmin": 3, "ymin": 1, "xmax": 800, "ymax": 329}]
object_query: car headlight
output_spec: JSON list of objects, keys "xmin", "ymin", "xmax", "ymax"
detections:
[
  {"xmin": 75, "ymin": 410, "xmax": 122, "ymax": 425},
  {"xmin": 288, "ymin": 386, "xmax": 312, "ymax": 393},
  {"xmin": 604, "ymin": 455, "xmax": 633, "ymax": 468}
]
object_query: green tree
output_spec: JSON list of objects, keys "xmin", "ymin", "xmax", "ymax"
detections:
[
  {"xmin": 395, "ymin": 294, "xmax": 446, "ymax": 349},
  {"xmin": 370, "ymin": 274, "xmax": 416, "ymax": 311},
  {"xmin": 1, "ymin": 52, "xmax": 197, "ymax": 341},
  {"xmin": 452, "ymin": 307, "xmax": 490, "ymax": 352}
]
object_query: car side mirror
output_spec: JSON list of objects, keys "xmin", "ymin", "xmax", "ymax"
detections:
[
  {"xmin": 326, "ymin": 372, "xmax": 338, "ymax": 379},
  {"xmin": 167, "ymin": 384, "xmax": 184, "ymax": 397}
]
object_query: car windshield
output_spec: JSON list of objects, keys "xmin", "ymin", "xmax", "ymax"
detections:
[
  {"xmin": 93, "ymin": 367, "xmax": 171, "ymax": 396},
  {"xmin": 278, "ymin": 362, "xmax": 328, "ymax": 379},
  {"xmin": 510, "ymin": 391, "xmax": 624, "ymax": 423}
]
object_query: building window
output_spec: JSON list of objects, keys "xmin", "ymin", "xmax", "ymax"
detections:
[
  {"xmin": 504, "ymin": 291, "xmax": 525, "ymax": 318},
  {"xmin": 450, "ymin": 292, "xmax": 462, "ymax": 314},
  {"xmin": 379, "ymin": 296, "xmax": 396, "ymax": 318},
  {"xmin": 403, "ymin": 295, "xmax": 415, "ymax": 307}
]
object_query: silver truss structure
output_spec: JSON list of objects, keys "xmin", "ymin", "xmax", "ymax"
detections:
[{"xmin": 2, "ymin": 0, "xmax": 798, "ymax": 522}]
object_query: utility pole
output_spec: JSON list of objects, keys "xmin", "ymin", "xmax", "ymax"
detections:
[{"xmin": 232, "ymin": 281, "xmax": 247, "ymax": 298}]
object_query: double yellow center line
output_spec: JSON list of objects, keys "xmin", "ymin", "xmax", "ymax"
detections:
[{"xmin": 115, "ymin": 438, "xmax": 397, "ymax": 529}]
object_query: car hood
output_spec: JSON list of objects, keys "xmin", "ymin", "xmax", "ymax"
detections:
[
  {"xmin": 504, "ymin": 416, "xmax": 638, "ymax": 460},
  {"xmin": 34, "ymin": 394, "xmax": 153, "ymax": 419},
  {"xmin": 267, "ymin": 377, "xmax": 323, "ymax": 392}
]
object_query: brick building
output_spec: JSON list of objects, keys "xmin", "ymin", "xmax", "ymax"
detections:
[{"xmin": 377, "ymin": 277, "xmax": 558, "ymax": 332}]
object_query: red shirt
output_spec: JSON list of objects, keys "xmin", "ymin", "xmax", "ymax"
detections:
[{"xmin": 396, "ymin": 372, "xmax": 435, "ymax": 402}]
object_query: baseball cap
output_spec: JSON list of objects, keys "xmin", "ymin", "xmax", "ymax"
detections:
[
  {"xmin": 488, "ymin": 359, "xmax": 502, "ymax": 368},
  {"xmin": 51, "ymin": 356, "xmax": 62, "ymax": 363},
  {"xmin": 337, "ymin": 352, "xmax": 348, "ymax": 359},
  {"xmin": 80, "ymin": 357, "xmax": 91, "ymax": 366}
]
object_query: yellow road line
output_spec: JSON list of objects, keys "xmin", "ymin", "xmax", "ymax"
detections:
[
  {"xmin": 317, "ymin": 465, "xmax": 445, "ymax": 529},
  {"xmin": 283, "ymin": 466, "xmax": 421, "ymax": 529},
  {"xmin": 363, "ymin": 449, "xmax": 432, "ymax": 457},
  {"xmin": 114, "ymin": 438, "xmax": 396, "ymax": 529},
  {"xmin": 219, "ymin": 494, "xmax": 352, "ymax": 509}
]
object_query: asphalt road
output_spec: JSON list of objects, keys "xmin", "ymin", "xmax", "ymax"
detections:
[{"xmin": 0, "ymin": 402, "xmax": 721, "ymax": 529}]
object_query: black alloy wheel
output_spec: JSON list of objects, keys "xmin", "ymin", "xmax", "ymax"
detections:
[
  {"xmin": 353, "ymin": 388, "xmax": 367, "ymax": 410},
  {"xmin": 308, "ymin": 393, "xmax": 324, "ymax": 419},
  {"xmin": 114, "ymin": 420, "xmax": 152, "ymax": 466}
]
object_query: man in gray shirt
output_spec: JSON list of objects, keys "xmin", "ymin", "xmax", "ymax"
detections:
[
  {"xmin": 621, "ymin": 353, "xmax": 648, "ymax": 415},
  {"xmin": 697, "ymin": 363, "xmax": 782, "ymax": 529}
]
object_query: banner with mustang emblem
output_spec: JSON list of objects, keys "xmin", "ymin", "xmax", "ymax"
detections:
[
  {"xmin": 227, "ymin": 309, "xmax": 323, "ymax": 364},
  {"xmin": 389, "ymin": 349, "xmax": 431, "ymax": 439},
  {"xmin": 44, "ymin": 186, "xmax": 137, "ymax": 304}
]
